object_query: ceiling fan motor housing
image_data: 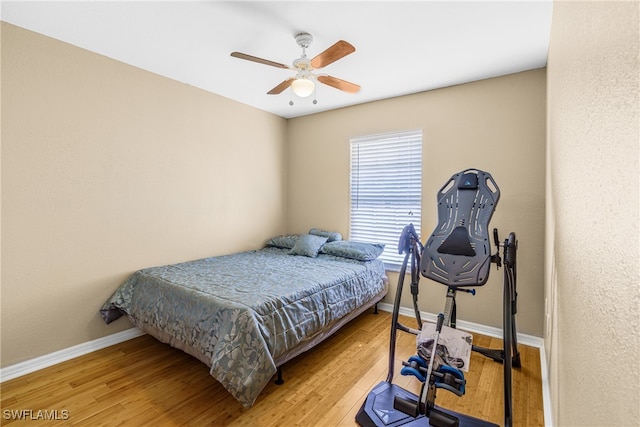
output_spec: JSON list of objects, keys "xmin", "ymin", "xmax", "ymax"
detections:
[{"xmin": 293, "ymin": 57, "xmax": 312, "ymax": 71}]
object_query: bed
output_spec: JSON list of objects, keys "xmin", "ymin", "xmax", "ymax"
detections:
[{"xmin": 100, "ymin": 231, "xmax": 388, "ymax": 407}]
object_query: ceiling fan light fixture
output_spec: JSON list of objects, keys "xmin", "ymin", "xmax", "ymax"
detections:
[{"xmin": 291, "ymin": 77, "xmax": 315, "ymax": 98}]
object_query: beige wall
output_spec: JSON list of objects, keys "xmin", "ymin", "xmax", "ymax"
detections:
[
  {"xmin": 546, "ymin": 2, "xmax": 639, "ymax": 426},
  {"xmin": 1, "ymin": 23, "xmax": 288, "ymax": 367},
  {"xmin": 287, "ymin": 69, "xmax": 547, "ymax": 337}
]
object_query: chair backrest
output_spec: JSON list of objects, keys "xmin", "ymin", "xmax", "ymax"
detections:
[{"xmin": 420, "ymin": 169, "xmax": 500, "ymax": 287}]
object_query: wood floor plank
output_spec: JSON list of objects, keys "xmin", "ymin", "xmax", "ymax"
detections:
[{"xmin": 1, "ymin": 310, "xmax": 543, "ymax": 426}]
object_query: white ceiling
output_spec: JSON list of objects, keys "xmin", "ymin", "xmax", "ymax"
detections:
[{"xmin": 1, "ymin": 1, "xmax": 553, "ymax": 119}]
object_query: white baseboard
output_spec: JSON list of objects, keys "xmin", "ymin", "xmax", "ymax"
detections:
[
  {"xmin": 539, "ymin": 342, "xmax": 554, "ymax": 427},
  {"xmin": 377, "ymin": 302, "xmax": 553, "ymax": 426},
  {"xmin": 0, "ymin": 328, "xmax": 145, "ymax": 383},
  {"xmin": 377, "ymin": 302, "xmax": 543, "ymax": 348}
]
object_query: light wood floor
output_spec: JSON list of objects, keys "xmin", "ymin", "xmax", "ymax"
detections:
[{"xmin": 1, "ymin": 311, "xmax": 543, "ymax": 426}]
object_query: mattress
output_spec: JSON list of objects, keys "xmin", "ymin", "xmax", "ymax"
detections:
[{"xmin": 100, "ymin": 246, "xmax": 387, "ymax": 407}]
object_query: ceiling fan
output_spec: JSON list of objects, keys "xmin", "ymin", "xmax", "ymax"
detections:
[{"xmin": 231, "ymin": 32, "xmax": 360, "ymax": 99}]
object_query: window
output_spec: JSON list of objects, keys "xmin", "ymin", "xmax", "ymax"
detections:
[{"xmin": 350, "ymin": 130, "xmax": 422, "ymax": 270}]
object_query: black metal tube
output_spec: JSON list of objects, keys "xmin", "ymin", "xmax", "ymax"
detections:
[
  {"xmin": 502, "ymin": 233, "xmax": 517, "ymax": 427},
  {"xmin": 386, "ymin": 250, "xmax": 411, "ymax": 383},
  {"xmin": 411, "ymin": 241, "xmax": 423, "ymax": 327}
]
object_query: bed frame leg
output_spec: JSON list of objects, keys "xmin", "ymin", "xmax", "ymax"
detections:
[
  {"xmin": 275, "ymin": 368, "xmax": 284, "ymax": 385},
  {"xmin": 374, "ymin": 303, "xmax": 379, "ymax": 314}
]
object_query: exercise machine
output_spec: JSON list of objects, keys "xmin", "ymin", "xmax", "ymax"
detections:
[{"xmin": 356, "ymin": 169, "xmax": 520, "ymax": 427}]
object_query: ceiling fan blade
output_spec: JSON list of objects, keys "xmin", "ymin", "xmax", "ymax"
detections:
[
  {"xmin": 317, "ymin": 75, "xmax": 360, "ymax": 93},
  {"xmin": 311, "ymin": 40, "xmax": 355, "ymax": 69},
  {"xmin": 230, "ymin": 52, "xmax": 290, "ymax": 69},
  {"xmin": 267, "ymin": 78, "xmax": 295, "ymax": 95}
]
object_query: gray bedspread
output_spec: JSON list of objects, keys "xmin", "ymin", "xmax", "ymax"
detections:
[{"xmin": 100, "ymin": 246, "xmax": 386, "ymax": 407}]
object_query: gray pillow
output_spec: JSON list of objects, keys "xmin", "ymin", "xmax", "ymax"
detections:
[
  {"xmin": 321, "ymin": 240, "xmax": 385, "ymax": 261},
  {"xmin": 289, "ymin": 234, "xmax": 329, "ymax": 258},
  {"xmin": 265, "ymin": 234, "xmax": 299, "ymax": 249},
  {"xmin": 309, "ymin": 228, "xmax": 343, "ymax": 242}
]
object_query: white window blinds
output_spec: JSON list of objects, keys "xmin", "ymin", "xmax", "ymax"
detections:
[{"xmin": 350, "ymin": 130, "xmax": 422, "ymax": 269}]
